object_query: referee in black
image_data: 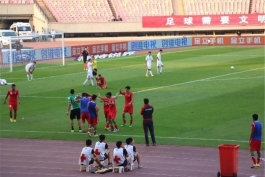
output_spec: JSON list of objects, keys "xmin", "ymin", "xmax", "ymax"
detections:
[
  {"xmin": 140, "ymin": 98, "xmax": 157, "ymax": 146},
  {"xmin": 81, "ymin": 47, "xmax": 89, "ymax": 70}
]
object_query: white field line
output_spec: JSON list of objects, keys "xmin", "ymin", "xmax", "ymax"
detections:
[
  {"xmin": 0, "ymin": 129, "xmax": 264, "ymax": 144},
  {"xmin": 0, "ymin": 68, "xmax": 263, "ymax": 98}
]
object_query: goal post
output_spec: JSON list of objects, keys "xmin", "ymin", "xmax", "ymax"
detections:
[{"xmin": 0, "ymin": 32, "xmax": 65, "ymax": 72}]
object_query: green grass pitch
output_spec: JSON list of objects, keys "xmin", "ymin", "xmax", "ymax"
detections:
[{"xmin": 0, "ymin": 46, "xmax": 264, "ymax": 149}]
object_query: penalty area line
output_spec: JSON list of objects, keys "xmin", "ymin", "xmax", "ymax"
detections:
[{"xmin": 0, "ymin": 129, "xmax": 264, "ymax": 144}]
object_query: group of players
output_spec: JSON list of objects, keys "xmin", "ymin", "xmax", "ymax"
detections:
[
  {"xmin": 145, "ymin": 49, "xmax": 164, "ymax": 77},
  {"xmin": 67, "ymin": 85, "xmax": 134, "ymax": 137},
  {"xmin": 79, "ymin": 134, "xmax": 142, "ymax": 172}
]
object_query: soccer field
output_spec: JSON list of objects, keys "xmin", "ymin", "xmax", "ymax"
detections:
[{"xmin": 0, "ymin": 46, "xmax": 264, "ymax": 149}]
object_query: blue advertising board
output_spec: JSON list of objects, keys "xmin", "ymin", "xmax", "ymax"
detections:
[
  {"xmin": 128, "ymin": 37, "xmax": 192, "ymax": 51},
  {"xmin": 2, "ymin": 47, "xmax": 71, "ymax": 64}
]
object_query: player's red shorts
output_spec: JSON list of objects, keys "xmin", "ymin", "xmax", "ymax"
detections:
[
  {"xmin": 81, "ymin": 113, "xmax": 90, "ymax": 123},
  {"xmin": 108, "ymin": 111, "xmax": 116, "ymax": 120},
  {"xmin": 9, "ymin": 103, "xmax": 18, "ymax": 111},
  {"xmin": 250, "ymin": 140, "xmax": 261, "ymax": 151},
  {"xmin": 104, "ymin": 110, "xmax": 109, "ymax": 119},
  {"xmin": 89, "ymin": 118, "xmax": 98, "ymax": 126},
  {"xmin": 123, "ymin": 104, "xmax": 133, "ymax": 114}
]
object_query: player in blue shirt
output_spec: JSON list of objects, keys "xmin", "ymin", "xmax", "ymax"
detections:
[
  {"xmin": 88, "ymin": 94, "xmax": 98, "ymax": 137},
  {"xmin": 80, "ymin": 93, "xmax": 90, "ymax": 133},
  {"xmin": 249, "ymin": 114, "xmax": 263, "ymax": 168}
]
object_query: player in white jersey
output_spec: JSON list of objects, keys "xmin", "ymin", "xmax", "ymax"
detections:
[
  {"xmin": 124, "ymin": 137, "xmax": 142, "ymax": 169},
  {"xmin": 83, "ymin": 59, "xmax": 94, "ymax": 86},
  {"xmin": 94, "ymin": 134, "xmax": 112, "ymax": 166},
  {"xmin": 25, "ymin": 61, "xmax": 36, "ymax": 81},
  {"xmin": 113, "ymin": 141, "xmax": 130, "ymax": 171},
  {"xmin": 145, "ymin": 51, "xmax": 154, "ymax": 77},
  {"xmin": 156, "ymin": 49, "xmax": 163, "ymax": 74},
  {"xmin": 79, "ymin": 139, "xmax": 104, "ymax": 168},
  {"xmin": 0, "ymin": 78, "xmax": 13, "ymax": 86}
]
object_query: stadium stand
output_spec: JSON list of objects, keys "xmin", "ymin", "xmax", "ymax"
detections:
[
  {"xmin": 43, "ymin": 0, "xmax": 113, "ymax": 22},
  {"xmin": 111, "ymin": 0, "xmax": 173, "ymax": 21},
  {"xmin": 251, "ymin": 0, "xmax": 265, "ymax": 13},
  {"xmin": 0, "ymin": 0, "xmax": 34, "ymax": 3},
  {"xmin": 1, "ymin": 0, "xmax": 263, "ymax": 23},
  {"xmin": 183, "ymin": 0, "xmax": 251, "ymax": 15}
]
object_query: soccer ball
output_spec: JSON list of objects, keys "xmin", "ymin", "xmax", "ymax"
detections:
[{"xmin": 231, "ymin": 66, "xmax": 234, "ymax": 70}]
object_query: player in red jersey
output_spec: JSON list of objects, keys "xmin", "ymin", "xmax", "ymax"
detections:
[
  {"xmin": 3, "ymin": 84, "xmax": 20, "ymax": 122},
  {"xmin": 119, "ymin": 86, "xmax": 134, "ymax": 127},
  {"xmin": 106, "ymin": 92, "xmax": 119, "ymax": 132},
  {"xmin": 98, "ymin": 93, "xmax": 110, "ymax": 130},
  {"xmin": 96, "ymin": 74, "xmax": 108, "ymax": 89}
]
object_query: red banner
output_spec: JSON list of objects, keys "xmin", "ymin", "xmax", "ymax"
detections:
[
  {"xmin": 192, "ymin": 36, "xmax": 265, "ymax": 46},
  {"xmin": 142, "ymin": 14, "xmax": 265, "ymax": 28},
  {"xmin": 71, "ymin": 42, "xmax": 128, "ymax": 57}
]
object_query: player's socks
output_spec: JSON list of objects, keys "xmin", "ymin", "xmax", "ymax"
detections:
[
  {"xmin": 83, "ymin": 79, "xmax": 88, "ymax": 86},
  {"xmin": 130, "ymin": 119, "xmax": 133, "ymax": 126},
  {"xmin": 90, "ymin": 79, "xmax": 94, "ymax": 86},
  {"xmin": 30, "ymin": 74, "xmax": 33, "ymax": 80},
  {"xmin": 106, "ymin": 122, "xmax": 110, "ymax": 128},
  {"xmin": 146, "ymin": 70, "xmax": 149, "ymax": 76},
  {"xmin": 84, "ymin": 64, "xmax": 86, "ymax": 70},
  {"xmin": 13, "ymin": 114, "xmax": 17, "ymax": 122},
  {"xmin": 251, "ymin": 156, "xmax": 257, "ymax": 164},
  {"xmin": 27, "ymin": 74, "xmax": 30, "ymax": 80},
  {"xmin": 160, "ymin": 67, "xmax": 163, "ymax": 73},
  {"xmin": 114, "ymin": 124, "xmax": 119, "ymax": 129},
  {"xmin": 257, "ymin": 157, "xmax": 260, "ymax": 164},
  {"xmin": 149, "ymin": 71, "xmax": 154, "ymax": 76},
  {"xmin": 93, "ymin": 130, "xmax": 97, "ymax": 135}
]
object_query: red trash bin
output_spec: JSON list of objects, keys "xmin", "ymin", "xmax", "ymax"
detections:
[{"xmin": 217, "ymin": 144, "xmax": 240, "ymax": 177}]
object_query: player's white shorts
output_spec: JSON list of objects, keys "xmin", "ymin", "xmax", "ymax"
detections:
[
  {"xmin": 157, "ymin": 61, "xmax": 163, "ymax": 67},
  {"xmin": 87, "ymin": 72, "xmax": 93, "ymax": 78},
  {"xmin": 25, "ymin": 66, "xmax": 33, "ymax": 73},
  {"xmin": 147, "ymin": 64, "xmax": 152, "ymax": 69}
]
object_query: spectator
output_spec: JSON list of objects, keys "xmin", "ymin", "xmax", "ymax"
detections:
[
  {"xmin": 111, "ymin": 15, "xmax": 116, "ymax": 21},
  {"xmin": 51, "ymin": 29, "xmax": 56, "ymax": 42},
  {"xmin": 117, "ymin": 15, "xmax": 122, "ymax": 21}
]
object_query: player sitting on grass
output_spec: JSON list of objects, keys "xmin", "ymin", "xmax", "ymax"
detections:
[
  {"xmin": 94, "ymin": 134, "xmax": 112, "ymax": 167},
  {"xmin": 96, "ymin": 74, "xmax": 107, "ymax": 89},
  {"xmin": 79, "ymin": 139, "xmax": 104, "ymax": 169},
  {"xmin": 0, "ymin": 78, "xmax": 13, "ymax": 86},
  {"xmin": 113, "ymin": 141, "xmax": 131, "ymax": 172},
  {"xmin": 124, "ymin": 137, "xmax": 142, "ymax": 169}
]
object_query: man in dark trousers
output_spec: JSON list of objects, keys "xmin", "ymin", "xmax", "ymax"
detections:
[
  {"xmin": 81, "ymin": 47, "xmax": 89, "ymax": 70},
  {"xmin": 140, "ymin": 98, "xmax": 156, "ymax": 146}
]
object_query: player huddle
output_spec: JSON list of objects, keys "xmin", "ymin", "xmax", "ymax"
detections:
[
  {"xmin": 67, "ymin": 86, "xmax": 134, "ymax": 137},
  {"xmin": 79, "ymin": 135, "xmax": 142, "ymax": 173}
]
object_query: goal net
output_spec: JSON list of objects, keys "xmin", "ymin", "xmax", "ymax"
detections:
[{"xmin": 0, "ymin": 32, "xmax": 65, "ymax": 72}]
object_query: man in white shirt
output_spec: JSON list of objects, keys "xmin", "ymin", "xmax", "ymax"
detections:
[
  {"xmin": 25, "ymin": 61, "xmax": 36, "ymax": 81},
  {"xmin": 51, "ymin": 29, "xmax": 56, "ymax": 42},
  {"xmin": 83, "ymin": 59, "xmax": 94, "ymax": 86},
  {"xmin": 145, "ymin": 51, "xmax": 154, "ymax": 77},
  {"xmin": 94, "ymin": 134, "xmax": 112, "ymax": 166},
  {"xmin": 156, "ymin": 49, "xmax": 163, "ymax": 74},
  {"xmin": 124, "ymin": 137, "xmax": 142, "ymax": 169},
  {"xmin": 79, "ymin": 139, "xmax": 104, "ymax": 169},
  {"xmin": 113, "ymin": 141, "xmax": 131, "ymax": 171}
]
